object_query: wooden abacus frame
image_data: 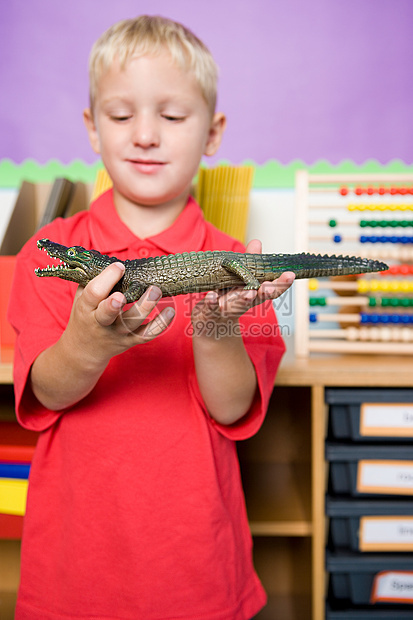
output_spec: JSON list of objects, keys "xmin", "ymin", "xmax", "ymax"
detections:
[{"xmin": 294, "ymin": 171, "xmax": 413, "ymax": 356}]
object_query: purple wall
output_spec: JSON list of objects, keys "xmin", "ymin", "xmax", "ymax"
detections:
[{"xmin": 1, "ymin": 0, "xmax": 413, "ymax": 165}]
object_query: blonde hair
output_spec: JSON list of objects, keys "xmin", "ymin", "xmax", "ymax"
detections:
[{"xmin": 88, "ymin": 15, "xmax": 218, "ymax": 115}]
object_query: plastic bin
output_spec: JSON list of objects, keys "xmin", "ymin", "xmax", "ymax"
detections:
[
  {"xmin": 327, "ymin": 551, "xmax": 413, "ymax": 606},
  {"xmin": 326, "ymin": 443, "xmax": 413, "ymax": 497},
  {"xmin": 326, "ymin": 388, "xmax": 413, "ymax": 442},
  {"xmin": 326, "ymin": 602, "xmax": 413, "ymax": 619},
  {"xmin": 326, "ymin": 497, "xmax": 413, "ymax": 552}
]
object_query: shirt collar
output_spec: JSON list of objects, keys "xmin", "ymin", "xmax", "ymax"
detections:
[{"xmin": 88, "ymin": 189, "xmax": 207, "ymax": 255}]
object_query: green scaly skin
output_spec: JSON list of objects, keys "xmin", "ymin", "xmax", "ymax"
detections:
[{"xmin": 35, "ymin": 238, "xmax": 389, "ymax": 303}]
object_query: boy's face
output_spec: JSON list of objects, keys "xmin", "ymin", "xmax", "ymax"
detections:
[{"xmin": 84, "ymin": 52, "xmax": 225, "ymax": 213}]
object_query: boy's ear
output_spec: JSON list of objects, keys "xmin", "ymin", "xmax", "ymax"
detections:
[
  {"xmin": 83, "ymin": 108, "xmax": 101, "ymax": 154},
  {"xmin": 204, "ymin": 112, "xmax": 226, "ymax": 157}
]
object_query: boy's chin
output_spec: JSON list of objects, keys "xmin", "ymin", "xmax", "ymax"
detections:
[{"xmin": 115, "ymin": 188, "xmax": 190, "ymax": 209}]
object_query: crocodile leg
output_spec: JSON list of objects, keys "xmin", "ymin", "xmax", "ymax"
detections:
[
  {"xmin": 120, "ymin": 283, "xmax": 147, "ymax": 303},
  {"xmin": 221, "ymin": 257, "xmax": 261, "ymax": 290}
]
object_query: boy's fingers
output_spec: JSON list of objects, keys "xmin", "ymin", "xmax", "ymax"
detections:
[
  {"xmin": 217, "ymin": 288, "xmax": 257, "ymax": 317},
  {"xmin": 116, "ymin": 286, "xmax": 163, "ymax": 334},
  {"xmin": 94, "ymin": 292, "xmax": 126, "ymax": 327},
  {"xmin": 140, "ymin": 307, "xmax": 175, "ymax": 339},
  {"xmin": 81, "ymin": 262, "xmax": 126, "ymax": 309},
  {"xmin": 257, "ymin": 272, "xmax": 295, "ymax": 301},
  {"xmin": 245, "ymin": 239, "xmax": 262, "ymax": 254},
  {"xmin": 194, "ymin": 291, "xmax": 219, "ymax": 314}
]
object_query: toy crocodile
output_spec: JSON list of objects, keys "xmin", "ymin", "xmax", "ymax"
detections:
[{"xmin": 35, "ymin": 238, "xmax": 388, "ymax": 303}]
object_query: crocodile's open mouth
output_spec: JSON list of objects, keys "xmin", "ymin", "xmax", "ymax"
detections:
[{"xmin": 35, "ymin": 239, "xmax": 88, "ymax": 277}]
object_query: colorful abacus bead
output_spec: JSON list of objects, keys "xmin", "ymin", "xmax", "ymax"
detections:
[
  {"xmin": 387, "ymin": 265, "xmax": 413, "ymax": 276},
  {"xmin": 360, "ymin": 220, "xmax": 413, "ymax": 228},
  {"xmin": 357, "ymin": 280, "xmax": 413, "ymax": 294},
  {"xmin": 360, "ymin": 313, "xmax": 413, "ymax": 325},
  {"xmin": 359, "ymin": 235, "xmax": 413, "ymax": 244},
  {"xmin": 350, "ymin": 186, "xmax": 413, "ymax": 196},
  {"xmin": 309, "ymin": 297, "xmax": 327, "ymax": 306}
]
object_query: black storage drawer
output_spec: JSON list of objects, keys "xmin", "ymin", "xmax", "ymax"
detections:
[
  {"xmin": 326, "ymin": 497, "xmax": 413, "ymax": 552},
  {"xmin": 326, "ymin": 602, "xmax": 413, "ymax": 619},
  {"xmin": 326, "ymin": 388, "xmax": 413, "ymax": 442},
  {"xmin": 327, "ymin": 551, "xmax": 413, "ymax": 606},
  {"xmin": 326, "ymin": 443, "xmax": 413, "ymax": 497}
]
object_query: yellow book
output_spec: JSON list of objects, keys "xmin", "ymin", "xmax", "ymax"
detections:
[
  {"xmin": 91, "ymin": 168, "xmax": 113, "ymax": 202},
  {"xmin": 0, "ymin": 478, "xmax": 28, "ymax": 516},
  {"xmin": 196, "ymin": 165, "xmax": 254, "ymax": 242}
]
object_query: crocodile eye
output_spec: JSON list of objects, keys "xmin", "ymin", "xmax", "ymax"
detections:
[{"xmin": 67, "ymin": 248, "xmax": 76, "ymax": 257}]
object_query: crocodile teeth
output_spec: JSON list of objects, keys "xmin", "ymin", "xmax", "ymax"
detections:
[
  {"xmin": 40, "ymin": 248, "xmax": 69, "ymax": 269},
  {"xmin": 44, "ymin": 261, "xmax": 68, "ymax": 270}
]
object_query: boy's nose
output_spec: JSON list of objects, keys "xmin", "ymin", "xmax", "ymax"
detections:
[{"xmin": 131, "ymin": 115, "xmax": 160, "ymax": 148}]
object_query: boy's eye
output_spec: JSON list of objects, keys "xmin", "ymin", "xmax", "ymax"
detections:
[
  {"xmin": 110, "ymin": 115, "xmax": 132, "ymax": 122},
  {"xmin": 162, "ymin": 115, "xmax": 185, "ymax": 122}
]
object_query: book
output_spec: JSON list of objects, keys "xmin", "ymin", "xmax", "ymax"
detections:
[
  {"xmin": 37, "ymin": 177, "xmax": 75, "ymax": 229},
  {"xmin": 0, "ymin": 422, "xmax": 38, "ymax": 462},
  {"xmin": 0, "ymin": 181, "xmax": 37, "ymax": 255},
  {"xmin": 0, "ymin": 189, "xmax": 19, "ymax": 248},
  {"xmin": 0, "ymin": 512, "xmax": 24, "ymax": 538},
  {"xmin": 0, "ymin": 255, "xmax": 17, "ymax": 356},
  {"xmin": 0, "ymin": 462, "xmax": 30, "ymax": 479},
  {"xmin": 0, "ymin": 477, "xmax": 28, "ymax": 515}
]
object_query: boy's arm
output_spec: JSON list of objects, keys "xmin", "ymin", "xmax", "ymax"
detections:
[
  {"xmin": 31, "ymin": 262, "xmax": 174, "ymax": 411},
  {"xmin": 191, "ymin": 240, "xmax": 294, "ymax": 426}
]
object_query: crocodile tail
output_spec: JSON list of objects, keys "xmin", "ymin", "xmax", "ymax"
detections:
[{"xmin": 266, "ymin": 253, "xmax": 388, "ymax": 279}]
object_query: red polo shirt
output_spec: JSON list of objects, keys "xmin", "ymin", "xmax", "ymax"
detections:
[{"xmin": 9, "ymin": 191, "xmax": 285, "ymax": 620}]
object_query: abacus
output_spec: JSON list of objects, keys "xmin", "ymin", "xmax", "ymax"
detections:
[{"xmin": 295, "ymin": 171, "xmax": 413, "ymax": 356}]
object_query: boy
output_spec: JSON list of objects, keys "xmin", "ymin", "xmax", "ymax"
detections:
[{"xmin": 9, "ymin": 16, "xmax": 294, "ymax": 619}]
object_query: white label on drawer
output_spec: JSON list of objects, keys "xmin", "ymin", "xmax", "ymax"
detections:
[
  {"xmin": 360, "ymin": 516, "xmax": 413, "ymax": 551},
  {"xmin": 360, "ymin": 403, "xmax": 413, "ymax": 437},
  {"xmin": 357, "ymin": 460, "xmax": 413, "ymax": 495},
  {"xmin": 371, "ymin": 571, "xmax": 413, "ymax": 603}
]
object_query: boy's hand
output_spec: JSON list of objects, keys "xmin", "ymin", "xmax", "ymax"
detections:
[
  {"xmin": 191, "ymin": 239, "xmax": 295, "ymax": 338},
  {"xmin": 31, "ymin": 262, "xmax": 174, "ymax": 411},
  {"xmin": 66, "ymin": 262, "xmax": 175, "ymax": 362}
]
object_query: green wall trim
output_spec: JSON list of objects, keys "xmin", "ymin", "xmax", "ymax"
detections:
[
  {"xmin": 1, "ymin": 158, "xmax": 413, "ymax": 190},
  {"xmin": 0, "ymin": 159, "xmax": 104, "ymax": 188},
  {"xmin": 242, "ymin": 159, "xmax": 413, "ymax": 188}
]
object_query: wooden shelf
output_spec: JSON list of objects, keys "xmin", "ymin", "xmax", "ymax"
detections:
[
  {"xmin": 0, "ymin": 540, "xmax": 20, "ymax": 620},
  {"xmin": 238, "ymin": 384, "xmax": 312, "ymax": 538},
  {"xmin": 277, "ymin": 339, "xmax": 413, "ymax": 387},
  {"xmin": 0, "ymin": 591, "xmax": 17, "ymax": 620},
  {"xmin": 250, "ymin": 520, "xmax": 311, "ymax": 537},
  {"xmin": 242, "ymin": 462, "xmax": 312, "ymax": 536},
  {"xmin": 253, "ymin": 537, "xmax": 311, "ymax": 619},
  {"xmin": 0, "ymin": 347, "xmax": 14, "ymax": 381},
  {"xmin": 254, "ymin": 594, "xmax": 311, "ymax": 620},
  {"xmin": 0, "ymin": 363, "xmax": 12, "ymax": 384}
]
